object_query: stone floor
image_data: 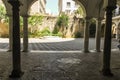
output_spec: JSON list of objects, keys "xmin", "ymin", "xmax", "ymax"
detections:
[
  {"xmin": 0, "ymin": 50, "xmax": 119, "ymax": 80},
  {"xmin": 0, "ymin": 38, "xmax": 120, "ymax": 80},
  {"xmin": 0, "ymin": 38, "xmax": 119, "ymax": 51}
]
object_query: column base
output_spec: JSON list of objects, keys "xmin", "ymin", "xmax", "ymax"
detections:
[
  {"xmin": 7, "ymin": 49, "xmax": 12, "ymax": 52},
  {"xmin": 95, "ymin": 49, "xmax": 101, "ymax": 52},
  {"xmin": 9, "ymin": 70, "xmax": 24, "ymax": 78},
  {"xmin": 83, "ymin": 50, "xmax": 90, "ymax": 53},
  {"xmin": 22, "ymin": 49, "xmax": 29, "ymax": 52},
  {"xmin": 101, "ymin": 69, "xmax": 113, "ymax": 77}
]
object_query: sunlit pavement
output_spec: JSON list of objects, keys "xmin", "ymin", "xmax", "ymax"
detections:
[
  {"xmin": 0, "ymin": 38, "xmax": 120, "ymax": 80},
  {"xmin": 0, "ymin": 38, "xmax": 119, "ymax": 51}
]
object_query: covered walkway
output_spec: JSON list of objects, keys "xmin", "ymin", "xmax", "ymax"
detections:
[
  {"xmin": 0, "ymin": 50, "xmax": 120, "ymax": 80},
  {"xmin": 0, "ymin": 0, "xmax": 119, "ymax": 78}
]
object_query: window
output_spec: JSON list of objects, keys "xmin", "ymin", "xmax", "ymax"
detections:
[
  {"xmin": 67, "ymin": 2, "xmax": 71, "ymax": 8},
  {"xmin": 66, "ymin": 10, "xmax": 71, "ymax": 14}
]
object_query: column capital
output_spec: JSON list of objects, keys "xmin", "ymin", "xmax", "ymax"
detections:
[
  {"xmin": 106, "ymin": 0, "xmax": 117, "ymax": 11},
  {"xmin": 108, "ymin": 0, "xmax": 117, "ymax": 8},
  {"xmin": 8, "ymin": 0, "xmax": 21, "ymax": 7}
]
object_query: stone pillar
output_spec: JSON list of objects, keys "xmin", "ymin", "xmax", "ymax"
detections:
[
  {"xmin": 116, "ymin": 23, "xmax": 120, "ymax": 40},
  {"xmin": 8, "ymin": 0, "xmax": 23, "ymax": 78},
  {"xmin": 102, "ymin": 0, "xmax": 116, "ymax": 76},
  {"xmin": 8, "ymin": 15, "xmax": 13, "ymax": 51},
  {"xmin": 95, "ymin": 18, "xmax": 102, "ymax": 52},
  {"xmin": 22, "ymin": 15, "xmax": 28, "ymax": 52},
  {"xmin": 84, "ymin": 17, "xmax": 91, "ymax": 52}
]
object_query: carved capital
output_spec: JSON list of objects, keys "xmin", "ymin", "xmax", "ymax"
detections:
[
  {"xmin": 107, "ymin": 0, "xmax": 117, "ymax": 10},
  {"xmin": 108, "ymin": 0, "xmax": 116, "ymax": 7},
  {"xmin": 8, "ymin": 0, "xmax": 21, "ymax": 7}
]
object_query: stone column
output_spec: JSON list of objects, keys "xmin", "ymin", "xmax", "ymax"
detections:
[
  {"xmin": 8, "ymin": 0, "xmax": 23, "ymax": 78},
  {"xmin": 22, "ymin": 15, "xmax": 28, "ymax": 52},
  {"xmin": 102, "ymin": 0, "xmax": 116, "ymax": 76},
  {"xmin": 84, "ymin": 17, "xmax": 91, "ymax": 52},
  {"xmin": 95, "ymin": 18, "xmax": 102, "ymax": 52},
  {"xmin": 116, "ymin": 23, "xmax": 120, "ymax": 40},
  {"xmin": 8, "ymin": 15, "xmax": 13, "ymax": 51}
]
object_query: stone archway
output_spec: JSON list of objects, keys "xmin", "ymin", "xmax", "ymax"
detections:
[{"xmin": 27, "ymin": 0, "xmax": 39, "ymax": 14}]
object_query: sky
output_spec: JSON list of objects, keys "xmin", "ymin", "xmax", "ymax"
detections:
[{"xmin": 46, "ymin": 0, "xmax": 58, "ymax": 15}]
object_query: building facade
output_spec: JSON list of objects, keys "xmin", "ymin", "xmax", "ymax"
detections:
[
  {"xmin": 30, "ymin": 0, "xmax": 46, "ymax": 15},
  {"xmin": 58, "ymin": 0, "xmax": 79, "ymax": 15}
]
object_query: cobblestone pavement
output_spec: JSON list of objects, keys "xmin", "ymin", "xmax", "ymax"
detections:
[
  {"xmin": 0, "ymin": 38, "xmax": 119, "ymax": 51},
  {"xmin": 0, "ymin": 51, "xmax": 120, "ymax": 80}
]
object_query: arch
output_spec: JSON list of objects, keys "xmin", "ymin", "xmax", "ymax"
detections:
[
  {"xmin": 1, "ymin": 0, "xmax": 12, "ymax": 15},
  {"xmin": 27, "ymin": 0, "xmax": 38, "ymax": 15},
  {"xmin": 103, "ymin": 0, "xmax": 108, "ymax": 9},
  {"xmin": 74, "ymin": 0, "xmax": 87, "ymax": 17}
]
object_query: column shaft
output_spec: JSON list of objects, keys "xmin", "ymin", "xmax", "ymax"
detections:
[
  {"xmin": 84, "ymin": 17, "xmax": 91, "ymax": 52},
  {"xmin": 23, "ymin": 16, "xmax": 28, "ymax": 52},
  {"xmin": 8, "ymin": 0, "xmax": 23, "ymax": 78},
  {"xmin": 102, "ymin": 5, "xmax": 116, "ymax": 76},
  {"xmin": 8, "ymin": 16, "xmax": 13, "ymax": 51},
  {"xmin": 95, "ymin": 18, "xmax": 102, "ymax": 52}
]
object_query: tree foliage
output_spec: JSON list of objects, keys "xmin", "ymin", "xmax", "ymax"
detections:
[
  {"xmin": 74, "ymin": 6, "xmax": 84, "ymax": 18},
  {"xmin": 56, "ymin": 13, "xmax": 69, "ymax": 27},
  {"xmin": 28, "ymin": 15, "xmax": 43, "ymax": 26},
  {"xmin": 0, "ymin": 5, "xmax": 8, "ymax": 23},
  {"xmin": 54, "ymin": 13, "xmax": 69, "ymax": 37}
]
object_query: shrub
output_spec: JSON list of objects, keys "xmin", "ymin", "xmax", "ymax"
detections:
[{"xmin": 74, "ymin": 32, "xmax": 81, "ymax": 38}]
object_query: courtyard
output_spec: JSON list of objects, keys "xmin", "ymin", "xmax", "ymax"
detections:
[
  {"xmin": 0, "ymin": 38, "xmax": 119, "ymax": 51},
  {"xmin": 0, "ymin": 38, "xmax": 120, "ymax": 80}
]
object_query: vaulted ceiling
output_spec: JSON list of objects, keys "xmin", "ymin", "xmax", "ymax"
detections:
[{"xmin": 1, "ymin": 0, "xmax": 118, "ymax": 18}]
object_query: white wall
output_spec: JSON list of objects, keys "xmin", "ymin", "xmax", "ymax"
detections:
[{"xmin": 61, "ymin": 0, "xmax": 79, "ymax": 14}]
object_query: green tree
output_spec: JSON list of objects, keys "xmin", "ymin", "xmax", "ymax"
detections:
[
  {"xmin": 28, "ymin": 15, "xmax": 43, "ymax": 26},
  {"xmin": 28, "ymin": 15, "xmax": 43, "ymax": 37},
  {"xmin": 75, "ymin": 6, "xmax": 84, "ymax": 17},
  {"xmin": 55, "ymin": 13, "xmax": 69, "ymax": 37},
  {"xmin": 0, "ymin": 5, "xmax": 8, "ymax": 23}
]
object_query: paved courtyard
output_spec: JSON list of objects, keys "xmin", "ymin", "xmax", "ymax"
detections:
[
  {"xmin": 0, "ymin": 38, "xmax": 120, "ymax": 80},
  {"xmin": 0, "ymin": 38, "xmax": 119, "ymax": 51}
]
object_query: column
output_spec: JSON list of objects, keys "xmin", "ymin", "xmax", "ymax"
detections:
[
  {"xmin": 116, "ymin": 23, "xmax": 120, "ymax": 40},
  {"xmin": 8, "ymin": 0, "xmax": 23, "ymax": 78},
  {"xmin": 95, "ymin": 18, "xmax": 102, "ymax": 52},
  {"xmin": 102, "ymin": 0, "xmax": 116, "ymax": 76},
  {"xmin": 22, "ymin": 15, "xmax": 28, "ymax": 52},
  {"xmin": 8, "ymin": 15, "xmax": 13, "ymax": 51},
  {"xmin": 84, "ymin": 17, "xmax": 91, "ymax": 52}
]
